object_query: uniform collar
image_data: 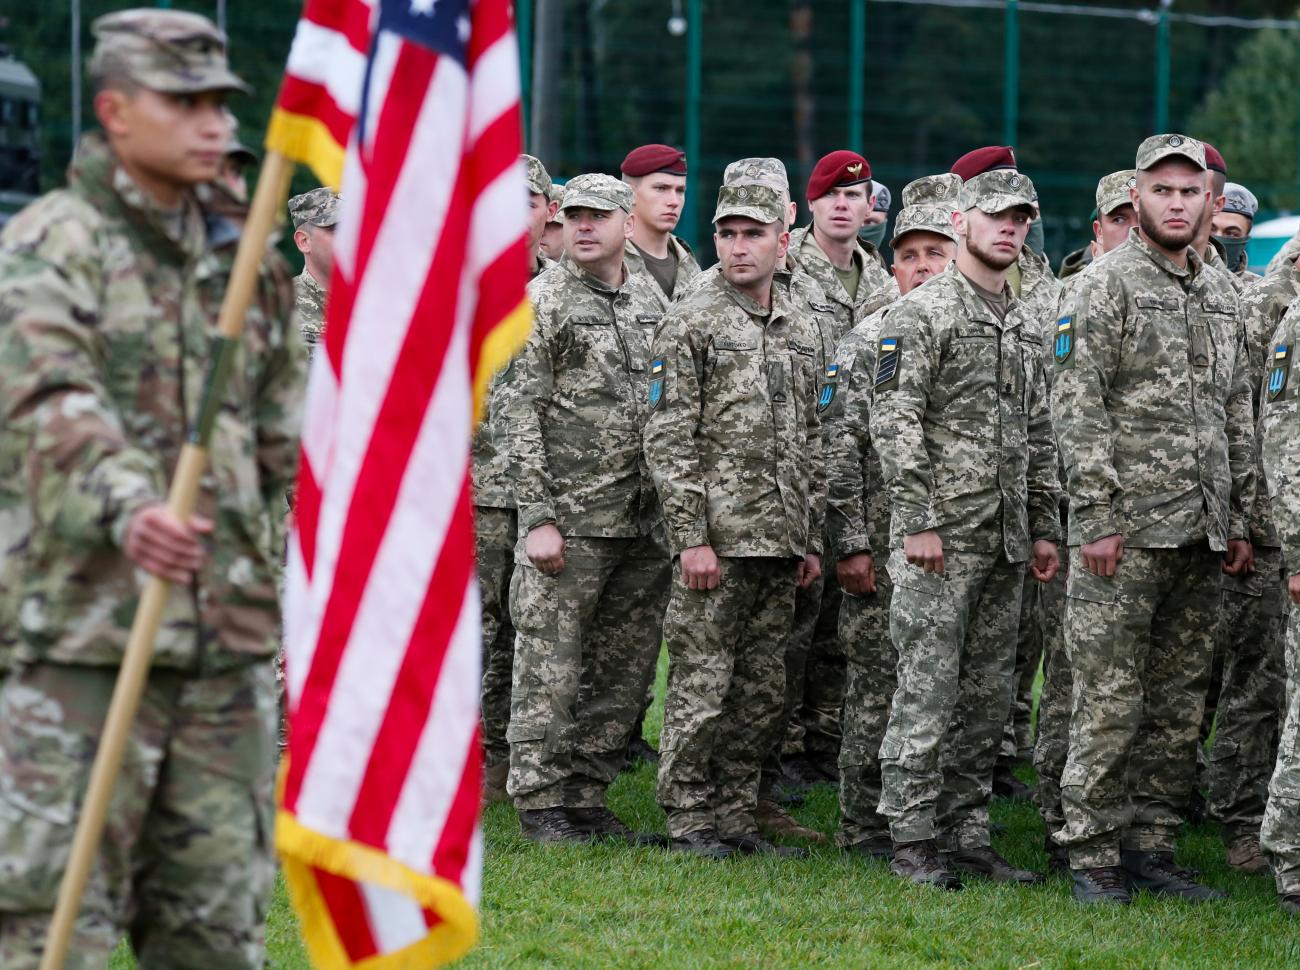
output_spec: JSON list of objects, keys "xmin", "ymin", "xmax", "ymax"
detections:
[
  {"xmin": 560, "ymin": 252, "xmax": 629, "ymax": 296},
  {"xmin": 719, "ymin": 274, "xmax": 776, "ymax": 320},
  {"xmin": 1128, "ymin": 226, "xmax": 1201, "ymax": 281},
  {"xmin": 947, "ymin": 262, "xmax": 1022, "ymax": 330},
  {"xmin": 298, "ymin": 266, "xmax": 326, "ymax": 297}
]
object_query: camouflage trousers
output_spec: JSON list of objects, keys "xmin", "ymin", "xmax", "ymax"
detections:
[
  {"xmin": 999, "ymin": 566, "xmax": 1043, "ymax": 765},
  {"xmin": 835, "ymin": 565, "xmax": 896, "ymax": 847},
  {"xmin": 1057, "ymin": 545, "xmax": 1221, "ymax": 869},
  {"xmin": 1208, "ymin": 546, "xmax": 1287, "ymax": 843},
  {"xmin": 1262, "ymin": 600, "xmax": 1300, "ymax": 896},
  {"xmin": 657, "ymin": 556, "xmax": 797, "ymax": 840},
  {"xmin": 507, "ymin": 533, "xmax": 668, "ymax": 810},
  {"xmin": 0, "ymin": 662, "xmax": 277, "ymax": 969},
  {"xmin": 878, "ymin": 549, "xmax": 1024, "ymax": 849},
  {"xmin": 475, "ymin": 504, "xmax": 517, "ymax": 770},
  {"xmin": 781, "ymin": 566, "xmax": 845, "ymax": 762},
  {"xmin": 1031, "ymin": 545, "xmax": 1070, "ymax": 837}
]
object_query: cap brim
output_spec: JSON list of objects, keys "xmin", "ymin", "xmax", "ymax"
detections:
[
  {"xmin": 560, "ymin": 194, "xmax": 623, "ymax": 213},
  {"xmin": 972, "ymin": 194, "xmax": 1039, "ymax": 219},
  {"xmin": 1098, "ymin": 196, "xmax": 1133, "ymax": 216},
  {"xmin": 713, "ymin": 205, "xmax": 780, "ymax": 224},
  {"xmin": 141, "ymin": 67, "xmax": 253, "ymax": 96},
  {"xmin": 891, "ymin": 223, "xmax": 958, "ymax": 245}
]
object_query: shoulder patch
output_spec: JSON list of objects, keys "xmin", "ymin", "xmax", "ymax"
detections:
[
  {"xmin": 874, "ymin": 336, "xmax": 901, "ymax": 391},
  {"xmin": 649, "ymin": 356, "xmax": 666, "ymax": 410},
  {"xmin": 817, "ymin": 362, "xmax": 840, "ymax": 412},
  {"xmin": 1054, "ymin": 316, "xmax": 1074, "ymax": 366},
  {"xmin": 1268, "ymin": 344, "xmax": 1291, "ymax": 402}
]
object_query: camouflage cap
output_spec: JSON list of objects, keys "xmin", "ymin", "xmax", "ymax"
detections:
[
  {"xmin": 713, "ymin": 183, "xmax": 784, "ymax": 225},
  {"xmin": 1095, "ymin": 170, "xmax": 1137, "ymax": 216},
  {"xmin": 957, "ymin": 169, "xmax": 1039, "ymax": 218},
  {"xmin": 902, "ymin": 173, "xmax": 962, "ymax": 208},
  {"xmin": 722, "ymin": 157, "xmax": 790, "ymax": 196},
  {"xmin": 1222, "ymin": 182, "xmax": 1259, "ymax": 220},
  {"xmin": 872, "ymin": 181, "xmax": 892, "ymax": 213},
  {"xmin": 1135, "ymin": 133, "xmax": 1206, "ymax": 172},
  {"xmin": 289, "ymin": 187, "xmax": 341, "ymax": 229},
  {"xmin": 560, "ymin": 173, "xmax": 633, "ymax": 213},
  {"xmin": 546, "ymin": 181, "xmax": 565, "ymax": 222},
  {"xmin": 891, "ymin": 203, "xmax": 958, "ymax": 246},
  {"xmin": 90, "ymin": 9, "xmax": 251, "ymax": 95},
  {"xmin": 521, "ymin": 154, "xmax": 552, "ymax": 197}
]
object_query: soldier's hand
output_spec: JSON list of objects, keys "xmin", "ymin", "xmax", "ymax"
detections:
[
  {"xmin": 1030, "ymin": 540, "xmax": 1060, "ymax": 583},
  {"xmin": 837, "ymin": 553, "xmax": 876, "ymax": 595},
  {"xmin": 1288, "ymin": 573, "xmax": 1300, "ymax": 605},
  {"xmin": 797, "ymin": 554, "xmax": 821, "ymax": 589},
  {"xmin": 1221, "ymin": 539, "xmax": 1253, "ymax": 577},
  {"xmin": 525, "ymin": 524, "xmax": 566, "ymax": 575},
  {"xmin": 904, "ymin": 530, "xmax": 944, "ymax": 574},
  {"xmin": 680, "ymin": 545, "xmax": 721, "ymax": 591},
  {"xmin": 124, "ymin": 504, "xmax": 213, "ymax": 584},
  {"xmin": 1081, "ymin": 533, "xmax": 1124, "ymax": 577}
]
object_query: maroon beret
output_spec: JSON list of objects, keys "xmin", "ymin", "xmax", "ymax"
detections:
[
  {"xmin": 621, "ymin": 144, "xmax": 687, "ymax": 178},
  {"xmin": 806, "ymin": 150, "xmax": 872, "ymax": 201},
  {"xmin": 950, "ymin": 146, "xmax": 1018, "ymax": 181},
  {"xmin": 1203, "ymin": 143, "xmax": 1227, "ymax": 175}
]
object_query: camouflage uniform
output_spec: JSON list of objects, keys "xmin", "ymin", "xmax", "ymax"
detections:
[
  {"xmin": 623, "ymin": 236, "xmax": 701, "ymax": 308},
  {"xmin": 1205, "ymin": 257, "xmax": 1299, "ymax": 847},
  {"xmin": 0, "ymin": 12, "xmax": 303, "ymax": 967},
  {"xmin": 1258, "ymin": 307, "xmax": 1300, "ymax": 903},
  {"xmin": 499, "ymin": 175, "xmax": 668, "ymax": 811},
  {"xmin": 1052, "ymin": 219, "xmax": 1256, "ymax": 868},
  {"xmin": 646, "ymin": 190, "xmax": 826, "ymax": 838},
  {"xmin": 287, "ymin": 187, "xmax": 338, "ymax": 361},
  {"xmin": 778, "ymin": 226, "xmax": 893, "ymax": 771},
  {"xmin": 473, "ymin": 155, "xmax": 555, "ymax": 778},
  {"xmin": 872, "ymin": 201, "xmax": 1062, "ymax": 851}
]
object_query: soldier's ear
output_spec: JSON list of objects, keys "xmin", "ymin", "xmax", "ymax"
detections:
[
  {"xmin": 776, "ymin": 229, "xmax": 791, "ymax": 261},
  {"xmin": 623, "ymin": 213, "xmax": 635, "ymax": 240},
  {"xmin": 293, "ymin": 228, "xmax": 311, "ymax": 255},
  {"xmin": 93, "ymin": 89, "xmax": 132, "ymax": 139}
]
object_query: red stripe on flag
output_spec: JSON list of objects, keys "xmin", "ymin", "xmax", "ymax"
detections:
[
  {"xmin": 466, "ymin": 0, "xmax": 511, "ymax": 63},
  {"xmin": 432, "ymin": 720, "xmax": 484, "ymax": 886},
  {"xmin": 313, "ymin": 865, "xmax": 380, "ymax": 961},
  {"xmin": 275, "ymin": 75, "xmax": 356, "ymax": 148},
  {"xmin": 302, "ymin": 0, "xmax": 373, "ymax": 53},
  {"xmin": 284, "ymin": 160, "xmax": 474, "ymax": 811},
  {"xmin": 295, "ymin": 453, "xmax": 322, "ymax": 581},
  {"xmin": 347, "ymin": 480, "xmax": 475, "ymax": 843}
]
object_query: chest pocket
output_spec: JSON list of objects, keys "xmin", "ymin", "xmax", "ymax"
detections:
[
  {"xmin": 786, "ymin": 339, "xmax": 818, "ymax": 402},
  {"xmin": 709, "ymin": 337, "xmax": 761, "ymax": 394},
  {"xmin": 569, "ymin": 314, "xmax": 633, "ymax": 372},
  {"xmin": 1002, "ymin": 333, "xmax": 1033, "ymax": 413},
  {"xmin": 1196, "ymin": 300, "xmax": 1234, "ymax": 382}
]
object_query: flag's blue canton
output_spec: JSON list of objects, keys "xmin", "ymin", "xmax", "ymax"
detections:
[{"xmin": 379, "ymin": 0, "xmax": 470, "ymax": 64}]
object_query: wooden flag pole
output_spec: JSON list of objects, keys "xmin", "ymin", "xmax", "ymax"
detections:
[{"xmin": 39, "ymin": 149, "xmax": 295, "ymax": 970}]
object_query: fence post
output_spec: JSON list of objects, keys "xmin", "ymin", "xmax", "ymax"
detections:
[
  {"xmin": 849, "ymin": 0, "xmax": 865, "ymax": 153},
  {"xmin": 1154, "ymin": 0, "xmax": 1171, "ymax": 132},
  {"xmin": 518, "ymin": 0, "xmax": 532, "ymax": 144},
  {"xmin": 683, "ymin": 0, "xmax": 703, "ymax": 249},
  {"xmin": 1002, "ymin": 0, "xmax": 1018, "ymax": 147}
]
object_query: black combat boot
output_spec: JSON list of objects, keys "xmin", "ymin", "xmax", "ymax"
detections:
[
  {"xmin": 723, "ymin": 833, "xmax": 810, "ymax": 858},
  {"xmin": 1044, "ymin": 836, "xmax": 1071, "ymax": 875},
  {"xmin": 518, "ymin": 808, "xmax": 595, "ymax": 846},
  {"xmin": 842, "ymin": 836, "xmax": 894, "ymax": 861},
  {"xmin": 890, "ymin": 839, "xmax": 962, "ymax": 889},
  {"xmin": 568, "ymin": 807, "xmax": 667, "ymax": 848},
  {"xmin": 944, "ymin": 845, "xmax": 1044, "ymax": 885},
  {"xmin": 1120, "ymin": 850, "xmax": 1228, "ymax": 902},
  {"xmin": 992, "ymin": 763, "xmax": 1033, "ymax": 801},
  {"xmin": 1071, "ymin": 866, "xmax": 1131, "ymax": 905},
  {"xmin": 1281, "ymin": 893, "xmax": 1300, "ymax": 915},
  {"xmin": 668, "ymin": 829, "xmax": 735, "ymax": 860}
]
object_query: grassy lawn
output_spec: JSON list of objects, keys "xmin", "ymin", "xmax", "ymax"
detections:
[{"xmin": 111, "ymin": 653, "xmax": 1298, "ymax": 969}]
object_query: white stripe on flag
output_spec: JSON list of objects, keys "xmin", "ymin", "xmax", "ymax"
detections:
[
  {"xmin": 360, "ymin": 881, "xmax": 428, "ymax": 954},
  {"xmin": 285, "ymin": 18, "xmax": 370, "ymax": 117},
  {"xmin": 467, "ymin": 35, "xmax": 519, "ymax": 143}
]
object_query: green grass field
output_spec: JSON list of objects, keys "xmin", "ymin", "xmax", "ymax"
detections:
[{"xmin": 110, "ymin": 654, "xmax": 1298, "ymax": 969}]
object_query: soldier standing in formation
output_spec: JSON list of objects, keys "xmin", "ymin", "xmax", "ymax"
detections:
[
  {"xmin": 827, "ymin": 174, "xmax": 960, "ymax": 858},
  {"xmin": 645, "ymin": 181, "xmax": 824, "ymax": 858},
  {"xmin": 1053, "ymin": 134, "xmax": 1255, "ymax": 905},
  {"xmin": 0, "ymin": 10, "xmax": 304, "ymax": 965},
  {"xmin": 498, "ymin": 174, "xmax": 669, "ymax": 845},
  {"xmin": 476, "ymin": 155, "xmax": 558, "ymax": 803},
  {"xmin": 288, "ymin": 186, "xmax": 339, "ymax": 361},
  {"xmin": 871, "ymin": 164, "xmax": 1061, "ymax": 889},
  {"xmin": 621, "ymin": 144, "xmax": 701, "ymax": 306}
]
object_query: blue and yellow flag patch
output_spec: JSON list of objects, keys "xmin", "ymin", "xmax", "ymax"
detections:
[
  {"xmin": 1269, "ymin": 344, "xmax": 1290, "ymax": 401},
  {"xmin": 1054, "ymin": 316, "xmax": 1074, "ymax": 365},
  {"xmin": 817, "ymin": 362, "xmax": 840, "ymax": 412},
  {"xmin": 649, "ymin": 357, "xmax": 665, "ymax": 409},
  {"xmin": 874, "ymin": 337, "xmax": 900, "ymax": 391}
]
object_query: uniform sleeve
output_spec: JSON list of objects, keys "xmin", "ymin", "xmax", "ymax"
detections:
[
  {"xmin": 1260, "ymin": 310, "xmax": 1300, "ymax": 566},
  {"xmin": 1026, "ymin": 357, "xmax": 1064, "ymax": 543},
  {"xmin": 253, "ymin": 255, "xmax": 307, "ymax": 509},
  {"xmin": 804, "ymin": 358, "xmax": 826, "ymax": 558},
  {"xmin": 870, "ymin": 301, "xmax": 942, "ymax": 536},
  {"xmin": 0, "ymin": 231, "xmax": 165, "ymax": 550},
  {"xmin": 643, "ymin": 311, "xmax": 709, "ymax": 554},
  {"xmin": 499, "ymin": 284, "xmax": 559, "ymax": 533},
  {"xmin": 1050, "ymin": 274, "xmax": 1125, "ymax": 544},
  {"xmin": 1224, "ymin": 317, "xmax": 1258, "ymax": 542},
  {"xmin": 1241, "ymin": 286, "xmax": 1285, "ymax": 541},
  {"xmin": 825, "ymin": 337, "xmax": 873, "ymax": 557}
]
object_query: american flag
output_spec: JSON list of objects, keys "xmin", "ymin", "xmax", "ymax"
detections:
[{"xmin": 267, "ymin": 0, "xmax": 532, "ymax": 964}]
